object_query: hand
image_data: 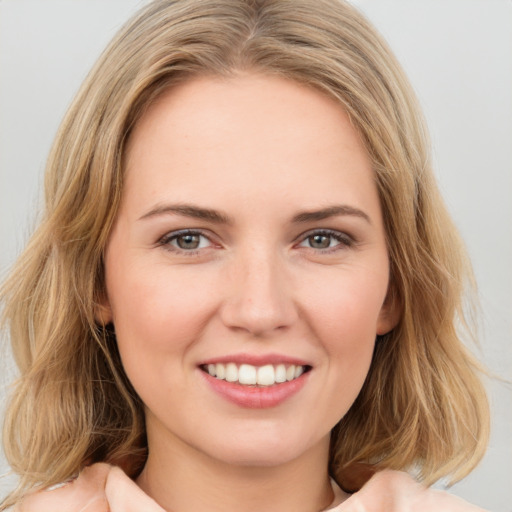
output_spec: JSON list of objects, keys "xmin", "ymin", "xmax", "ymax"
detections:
[
  {"xmin": 105, "ymin": 466, "xmax": 166, "ymax": 512},
  {"xmin": 16, "ymin": 463, "xmax": 165, "ymax": 512},
  {"xmin": 339, "ymin": 470, "xmax": 488, "ymax": 512}
]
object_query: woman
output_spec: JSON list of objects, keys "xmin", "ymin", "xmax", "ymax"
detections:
[{"xmin": 0, "ymin": 0, "xmax": 490, "ymax": 510}]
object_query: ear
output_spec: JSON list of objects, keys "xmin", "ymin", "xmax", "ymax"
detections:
[
  {"xmin": 376, "ymin": 286, "xmax": 401, "ymax": 335},
  {"xmin": 94, "ymin": 291, "xmax": 113, "ymax": 326}
]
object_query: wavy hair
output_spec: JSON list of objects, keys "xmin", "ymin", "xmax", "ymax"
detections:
[{"xmin": 1, "ymin": 0, "xmax": 489, "ymax": 508}]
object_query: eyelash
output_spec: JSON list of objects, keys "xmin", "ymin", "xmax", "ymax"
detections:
[{"xmin": 157, "ymin": 228, "xmax": 355, "ymax": 256}]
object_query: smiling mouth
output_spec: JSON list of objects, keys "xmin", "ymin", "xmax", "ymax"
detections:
[{"xmin": 200, "ymin": 363, "xmax": 312, "ymax": 387}]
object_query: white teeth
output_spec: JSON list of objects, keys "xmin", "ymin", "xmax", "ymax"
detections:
[
  {"xmin": 239, "ymin": 364, "xmax": 257, "ymax": 385},
  {"xmin": 257, "ymin": 364, "xmax": 275, "ymax": 386},
  {"xmin": 215, "ymin": 363, "xmax": 226, "ymax": 379},
  {"xmin": 204, "ymin": 363, "xmax": 307, "ymax": 386},
  {"xmin": 275, "ymin": 364, "xmax": 287, "ymax": 383},
  {"xmin": 225, "ymin": 363, "xmax": 238, "ymax": 382}
]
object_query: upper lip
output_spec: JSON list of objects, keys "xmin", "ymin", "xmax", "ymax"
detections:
[{"xmin": 198, "ymin": 353, "xmax": 311, "ymax": 367}]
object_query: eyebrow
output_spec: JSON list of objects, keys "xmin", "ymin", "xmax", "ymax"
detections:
[
  {"xmin": 138, "ymin": 203, "xmax": 371, "ymax": 225},
  {"xmin": 138, "ymin": 204, "xmax": 232, "ymax": 224},
  {"xmin": 291, "ymin": 205, "xmax": 371, "ymax": 224}
]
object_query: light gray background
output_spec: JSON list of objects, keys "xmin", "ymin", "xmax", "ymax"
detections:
[{"xmin": 0, "ymin": 0, "xmax": 511, "ymax": 510}]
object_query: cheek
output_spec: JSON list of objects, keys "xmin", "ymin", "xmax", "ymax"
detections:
[
  {"xmin": 303, "ymin": 268, "xmax": 388, "ymax": 345},
  {"xmin": 300, "ymin": 267, "xmax": 387, "ymax": 401},
  {"xmin": 106, "ymin": 264, "xmax": 216, "ymax": 370}
]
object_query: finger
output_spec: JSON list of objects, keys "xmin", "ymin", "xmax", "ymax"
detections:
[{"xmin": 105, "ymin": 466, "xmax": 166, "ymax": 512}]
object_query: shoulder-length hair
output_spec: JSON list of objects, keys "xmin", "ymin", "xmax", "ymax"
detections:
[{"xmin": 1, "ymin": 0, "xmax": 489, "ymax": 508}]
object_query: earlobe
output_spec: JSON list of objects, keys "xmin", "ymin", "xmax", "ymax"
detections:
[
  {"xmin": 376, "ymin": 288, "xmax": 401, "ymax": 335},
  {"xmin": 94, "ymin": 294, "xmax": 113, "ymax": 326}
]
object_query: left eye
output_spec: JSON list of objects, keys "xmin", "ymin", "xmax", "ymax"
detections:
[
  {"xmin": 160, "ymin": 231, "xmax": 212, "ymax": 251},
  {"xmin": 298, "ymin": 231, "xmax": 351, "ymax": 250}
]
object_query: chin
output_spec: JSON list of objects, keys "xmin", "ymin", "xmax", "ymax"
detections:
[{"xmin": 199, "ymin": 429, "xmax": 326, "ymax": 469}]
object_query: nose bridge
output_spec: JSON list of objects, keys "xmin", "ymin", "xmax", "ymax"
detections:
[{"xmin": 220, "ymin": 241, "xmax": 297, "ymax": 336}]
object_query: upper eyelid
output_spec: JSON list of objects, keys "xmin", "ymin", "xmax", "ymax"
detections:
[
  {"xmin": 159, "ymin": 228, "xmax": 213, "ymax": 241},
  {"xmin": 295, "ymin": 228, "xmax": 355, "ymax": 243},
  {"xmin": 298, "ymin": 227, "xmax": 350, "ymax": 237}
]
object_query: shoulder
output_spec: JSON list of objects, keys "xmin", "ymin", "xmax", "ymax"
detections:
[
  {"xmin": 334, "ymin": 470, "xmax": 488, "ymax": 512},
  {"xmin": 15, "ymin": 463, "xmax": 164, "ymax": 512}
]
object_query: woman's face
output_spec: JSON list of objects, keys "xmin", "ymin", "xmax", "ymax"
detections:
[{"xmin": 101, "ymin": 73, "xmax": 397, "ymax": 468}]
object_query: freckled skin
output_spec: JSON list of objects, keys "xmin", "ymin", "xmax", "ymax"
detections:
[{"xmin": 101, "ymin": 73, "xmax": 398, "ymax": 512}]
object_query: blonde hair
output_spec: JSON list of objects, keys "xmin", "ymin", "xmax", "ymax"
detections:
[{"xmin": 1, "ymin": 0, "xmax": 489, "ymax": 508}]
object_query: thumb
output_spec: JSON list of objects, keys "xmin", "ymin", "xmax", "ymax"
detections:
[{"xmin": 105, "ymin": 466, "xmax": 166, "ymax": 512}]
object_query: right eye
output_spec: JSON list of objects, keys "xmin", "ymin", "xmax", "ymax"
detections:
[{"xmin": 158, "ymin": 230, "xmax": 213, "ymax": 254}]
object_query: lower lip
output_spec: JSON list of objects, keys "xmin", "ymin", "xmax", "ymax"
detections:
[{"xmin": 200, "ymin": 370, "xmax": 309, "ymax": 409}]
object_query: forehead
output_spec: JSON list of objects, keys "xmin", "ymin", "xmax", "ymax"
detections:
[
  {"xmin": 122, "ymin": 73, "xmax": 379, "ymax": 221},
  {"xmin": 126, "ymin": 73, "xmax": 368, "ymax": 161}
]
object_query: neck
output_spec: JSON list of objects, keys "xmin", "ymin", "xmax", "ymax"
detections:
[{"xmin": 136, "ymin": 427, "xmax": 338, "ymax": 512}]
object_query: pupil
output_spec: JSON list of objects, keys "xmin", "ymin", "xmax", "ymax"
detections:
[
  {"xmin": 178, "ymin": 234, "xmax": 200, "ymax": 249},
  {"xmin": 310, "ymin": 234, "xmax": 330, "ymax": 249}
]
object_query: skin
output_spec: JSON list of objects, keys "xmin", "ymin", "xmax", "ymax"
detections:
[{"xmin": 99, "ymin": 73, "xmax": 398, "ymax": 512}]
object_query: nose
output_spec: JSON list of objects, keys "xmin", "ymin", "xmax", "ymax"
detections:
[{"xmin": 219, "ymin": 248, "xmax": 298, "ymax": 337}]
